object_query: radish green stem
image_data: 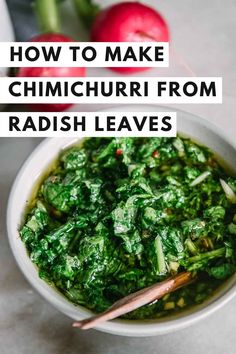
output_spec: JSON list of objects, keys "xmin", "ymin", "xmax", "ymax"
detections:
[
  {"xmin": 73, "ymin": 0, "xmax": 100, "ymax": 29},
  {"xmin": 155, "ymin": 236, "xmax": 167, "ymax": 275},
  {"xmin": 188, "ymin": 247, "xmax": 225, "ymax": 263},
  {"xmin": 185, "ymin": 238, "xmax": 198, "ymax": 255},
  {"xmin": 34, "ymin": 0, "xmax": 61, "ymax": 34}
]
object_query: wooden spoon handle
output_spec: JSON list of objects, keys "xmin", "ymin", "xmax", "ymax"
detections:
[{"xmin": 73, "ymin": 272, "xmax": 193, "ymax": 330}]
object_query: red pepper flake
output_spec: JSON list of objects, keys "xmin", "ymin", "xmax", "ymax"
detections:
[
  {"xmin": 116, "ymin": 149, "xmax": 123, "ymax": 156},
  {"xmin": 152, "ymin": 150, "xmax": 159, "ymax": 158}
]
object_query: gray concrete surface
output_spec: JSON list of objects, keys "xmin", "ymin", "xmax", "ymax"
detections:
[{"xmin": 1, "ymin": 0, "xmax": 236, "ymax": 353}]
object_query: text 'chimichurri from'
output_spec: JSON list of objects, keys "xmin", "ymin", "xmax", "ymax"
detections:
[{"xmin": 20, "ymin": 137, "xmax": 236, "ymax": 319}]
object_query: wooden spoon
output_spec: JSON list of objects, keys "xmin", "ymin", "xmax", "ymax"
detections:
[{"xmin": 73, "ymin": 271, "xmax": 194, "ymax": 330}]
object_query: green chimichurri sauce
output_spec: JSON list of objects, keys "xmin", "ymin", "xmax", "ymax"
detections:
[{"xmin": 20, "ymin": 137, "xmax": 236, "ymax": 319}]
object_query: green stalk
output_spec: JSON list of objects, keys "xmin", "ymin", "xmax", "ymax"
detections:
[
  {"xmin": 73, "ymin": 0, "xmax": 100, "ymax": 29},
  {"xmin": 185, "ymin": 238, "xmax": 199, "ymax": 255},
  {"xmin": 34, "ymin": 0, "xmax": 61, "ymax": 33},
  {"xmin": 155, "ymin": 236, "xmax": 167, "ymax": 275},
  {"xmin": 188, "ymin": 247, "xmax": 226, "ymax": 263}
]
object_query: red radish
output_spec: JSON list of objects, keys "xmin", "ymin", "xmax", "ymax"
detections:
[
  {"xmin": 91, "ymin": 1, "xmax": 169, "ymax": 74},
  {"xmin": 17, "ymin": 33, "xmax": 86, "ymax": 112}
]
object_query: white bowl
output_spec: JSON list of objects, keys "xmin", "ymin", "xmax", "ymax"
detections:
[{"xmin": 7, "ymin": 106, "xmax": 236, "ymax": 336}]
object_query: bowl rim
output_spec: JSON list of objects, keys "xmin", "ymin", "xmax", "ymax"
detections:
[{"xmin": 6, "ymin": 105, "xmax": 236, "ymax": 336}]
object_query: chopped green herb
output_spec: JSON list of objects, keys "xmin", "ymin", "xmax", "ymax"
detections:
[{"xmin": 20, "ymin": 137, "xmax": 236, "ymax": 319}]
